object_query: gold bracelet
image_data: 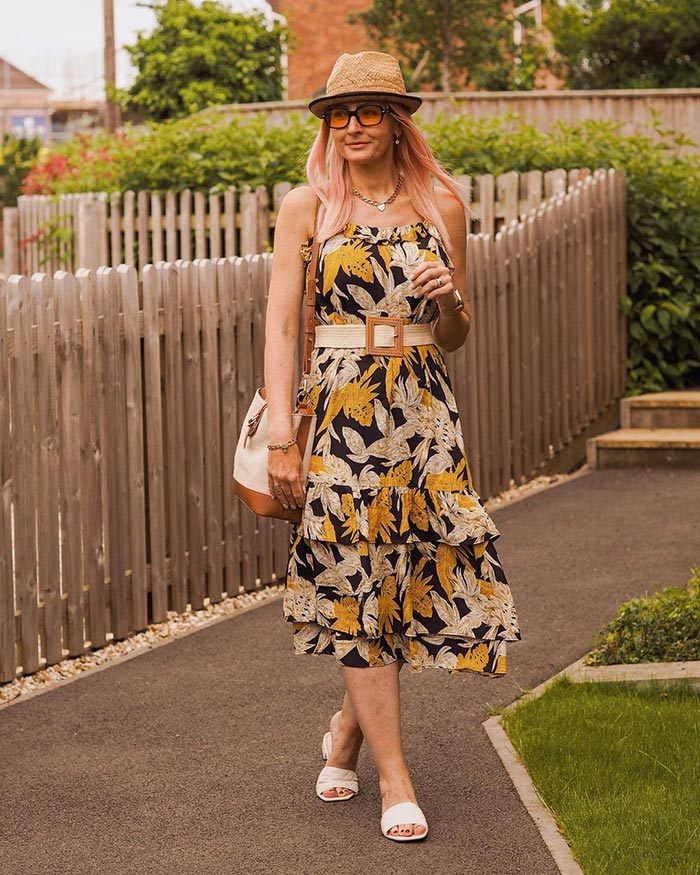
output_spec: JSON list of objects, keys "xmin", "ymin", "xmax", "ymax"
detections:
[{"xmin": 267, "ymin": 438, "xmax": 297, "ymax": 453}]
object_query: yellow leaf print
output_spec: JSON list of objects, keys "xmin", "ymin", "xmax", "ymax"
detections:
[
  {"xmin": 305, "ymin": 384, "xmax": 321, "ymax": 413},
  {"xmin": 457, "ymin": 492, "xmax": 477, "ymax": 510},
  {"xmin": 378, "ymin": 575, "xmax": 400, "ymax": 634},
  {"xmin": 322, "ymin": 240, "xmax": 373, "ymax": 292},
  {"xmin": 408, "ymin": 490, "xmax": 429, "ymax": 530},
  {"xmin": 455, "ymin": 643, "xmax": 490, "ymax": 673},
  {"xmin": 331, "ymin": 596, "xmax": 362, "ymax": 635},
  {"xmin": 379, "ymin": 460, "xmax": 412, "ymax": 487},
  {"xmin": 368, "ymin": 638, "xmax": 385, "ymax": 666},
  {"xmin": 399, "ymin": 491, "xmax": 412, "ymax": 535},
  {"xmin": 436, "ymin": 543, "xmax": 457, "ymax": 600},
  {"xmin": 404, "ymin": 556, "xmax": 433, "ymax": 622},
  {"xmin": 425, "ymin": 458, "xmax": 468, "ymax": 492},
  {"xmin": 377, "ymin": 243, "xmax": 393, "ymax": 272},
  {"xmin": 322, "ymin": 512, "xmax": 336, "ymax": 540},
  {"xmin": 473, "ymin": 541, "xmax": 487, "ymax": 559},
  {"xmin": 368, "ymin": 490, "xmax": 398, "ymax": 541},
  {"xmin": 343, "ymin": 367, "xmax": 382, "ymax": 425},
  {"xmin": 309, "ymin": 455, "xmax": 326, "ymax": 475},
  {"xmin": 318, "ymin": 364, "xmax": 381, "ymax": 432},
  {"xmin": 384, "ymin": 355, "xmax": 402, "ymax": 401},
  {"xmin": 478, "ymin": 578, "xmax": 495, "ymax": 598},
  {"xmin": 340, "ymin": 492, "xmax": 358, "ymax": 540}
]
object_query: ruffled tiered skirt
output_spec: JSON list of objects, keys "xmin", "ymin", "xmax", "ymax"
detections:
[{"xmin": 282, "ymin": 343, "xmax": 522, "ymax": 677}]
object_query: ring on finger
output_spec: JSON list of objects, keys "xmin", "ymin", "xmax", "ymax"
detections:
[{"xmin": 436, "ymin": 275, "xmax": 443, "ymax": 287}]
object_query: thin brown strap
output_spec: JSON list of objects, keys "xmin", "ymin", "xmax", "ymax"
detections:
[{"xmin": 302, "ymin": 198, "xmax": 321, "ymax": 377}]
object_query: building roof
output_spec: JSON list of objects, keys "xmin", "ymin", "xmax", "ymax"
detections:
[{"xmin": 0, "ymin": 57, "xmax": 50, "ymax": 92}]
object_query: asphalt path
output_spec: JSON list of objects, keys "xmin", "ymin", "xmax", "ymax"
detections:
[{"xmin": 1, "ymin": 467, "xmax": 698, "ymax": 875}]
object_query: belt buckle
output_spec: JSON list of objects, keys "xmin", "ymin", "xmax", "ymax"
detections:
[{"xmin": 365, "ymin": 315, "xmax": 403, "ymax": 356}]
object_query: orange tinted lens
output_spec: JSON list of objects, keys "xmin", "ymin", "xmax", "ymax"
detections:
[
  {"xmin": 357, "ymin": 105, "xmax": 383, "ymax": 125},
  {"xmin": 327, "ymin": 107, "xmax": 349, "ymax": 127}
]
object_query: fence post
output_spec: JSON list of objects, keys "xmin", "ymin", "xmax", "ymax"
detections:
[
  {"xmin": 2, "ymin": 207, "xmax": 19, "ymax": 275},
  {"xmin": 76, "ymin": 197, "xmax": 107, "ymax": 271}
]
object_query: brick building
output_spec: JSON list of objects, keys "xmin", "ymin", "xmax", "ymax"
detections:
[
  {"xmin": 268, "ymin": 0, "xmax": 374, "ymax": 100},
  {"xmin": 268, "ymin": 0, "xmax": 560, "ymax": 101}
]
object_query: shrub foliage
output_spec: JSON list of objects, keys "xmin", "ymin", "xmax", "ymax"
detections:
[
  {"xmin": 585, "ymin": 566, "xmax": 700, "ymax": 665},
  {"xmin": 13, "ymin": 110, "xmax": 700, "ymax": 393}
]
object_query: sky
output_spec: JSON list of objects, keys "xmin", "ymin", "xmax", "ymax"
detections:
[{"xmin": 0, "ymin": 0, "xmax": 272, "ymax": 100}]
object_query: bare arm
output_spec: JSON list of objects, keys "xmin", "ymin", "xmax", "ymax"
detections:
[
  {"xmin": 263, "ymin": 185, "xmax": 317, "ymax": 509},
  {"xmin": 410, "ymin": 187, "xmax": 471, "ymax": 353}
]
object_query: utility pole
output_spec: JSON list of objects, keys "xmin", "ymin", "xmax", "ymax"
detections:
[{"xmin": 103, "ymin": 0, "xmax": 121, "ymax": 132}]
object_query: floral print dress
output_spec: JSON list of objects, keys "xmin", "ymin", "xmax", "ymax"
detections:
[{"xmin": 282, "ymin": 218, "xmax": 522, "ymax": 676}]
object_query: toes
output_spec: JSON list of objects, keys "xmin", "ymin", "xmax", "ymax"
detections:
[{"xmin": 322, "ymin": 786, "xmax": 352, "ymax": 798}]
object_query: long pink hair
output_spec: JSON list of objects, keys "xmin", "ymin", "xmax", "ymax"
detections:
[{"xmin": 305, "ymin": 103, "xmax": 471, "ymax": 256}]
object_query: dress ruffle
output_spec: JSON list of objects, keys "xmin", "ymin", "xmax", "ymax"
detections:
[
  {"xmin": 300, "ymin": 482, "xmax": 501, "ymax": 546},
  {"xmin": 283, "ymin": 530, "xmax": 520, "ymax": 677}
]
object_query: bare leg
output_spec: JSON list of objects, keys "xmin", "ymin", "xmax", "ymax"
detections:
[
  {"xmin": 320, "ymin": 689, "xmax": 364, "ymax": 798},
  {"xmin": 340, "ymin": 658, "xmax": 426, "ymax": 837}
]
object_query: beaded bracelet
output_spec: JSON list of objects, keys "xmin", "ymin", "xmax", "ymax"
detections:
[{"xmin": 267, "ymin": 437, "xmax": 297, "ymax": 453}]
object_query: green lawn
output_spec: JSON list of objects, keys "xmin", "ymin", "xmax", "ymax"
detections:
[{"xmin": 501, "ymin": 676, "xmax": 700, "ymax": 875}]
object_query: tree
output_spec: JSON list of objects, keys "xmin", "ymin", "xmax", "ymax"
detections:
[
  {"xmin": 547, "ymin": 0, "xmax": 700, "ymax": 89},
  {"xmin": 121, "ymin": 0, "xmax": 287, "ymax": 121},
  {"xmin": 349, "ymin": 0, "xmax": 548, "ymax": 92}
]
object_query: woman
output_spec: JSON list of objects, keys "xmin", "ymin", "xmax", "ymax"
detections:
[{"xmin": 263, "ymin": 51, "xmax": 521, "ymax": 842}]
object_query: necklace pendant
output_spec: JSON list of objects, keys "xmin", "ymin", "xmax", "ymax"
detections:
[{"xmin": 377, "ymin": 202, "xmax": 386, "ymax": 211}]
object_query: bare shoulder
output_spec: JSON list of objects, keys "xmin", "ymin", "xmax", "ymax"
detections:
[
  {"xmin": 433, "ymin": 184, "xmax": 466, "ymax": 226},
  {"xmin": 278, "ymin": 184, "xmax": 320, "ymax": 240}
]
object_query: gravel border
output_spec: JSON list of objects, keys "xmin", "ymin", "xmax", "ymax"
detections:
[{"xmin": 0, "ymin": 465, "xmax": 588, "ymax": 709}]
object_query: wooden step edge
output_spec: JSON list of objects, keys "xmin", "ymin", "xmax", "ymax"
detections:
[
  {"xmin": 622, "ymin": 392, "xmax": 700, "ymax": 409},
  {"xmin": 592, "ymin": 428, "xmax": 700, "ymax": 449}
]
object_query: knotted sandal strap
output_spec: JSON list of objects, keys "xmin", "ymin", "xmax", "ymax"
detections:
[
  {"xmin": 316, "ymin": 765, "xmax": 359, "ymax": 801},
  {"xmin": 381, "ymin": 801, "xmax": 429, "ymax": 841}
]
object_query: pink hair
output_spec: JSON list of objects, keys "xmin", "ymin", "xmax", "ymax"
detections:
[{"xmin": 304, "ymin": 103, "xmax": 471, "ymax": 255}]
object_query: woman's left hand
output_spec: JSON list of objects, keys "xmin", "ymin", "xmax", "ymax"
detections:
[{"xmin": 408, "ymin": 260, "xmax": 456, "ymax": 310}]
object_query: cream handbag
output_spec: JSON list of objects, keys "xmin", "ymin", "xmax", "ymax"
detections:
[{"xmin": 232, "ymin": 214, "xmax": 321, "ymax": 523}]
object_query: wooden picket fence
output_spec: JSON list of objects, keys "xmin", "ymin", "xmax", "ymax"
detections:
[
  {"xmin": 0, "ymin": 167, "xmax": 626, "ymax": 682},
  {"xmin": 4, "ymin": 168, "xmax": 576, "ymax": 276}
]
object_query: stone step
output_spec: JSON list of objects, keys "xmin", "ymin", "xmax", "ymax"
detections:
[
  {"xmin": 587, "ymin": 427, "xmax": 700, "ymax": 469},
  {"xmin": 621, "ymin": 390, "xmax": 700, "ymax": 429}
]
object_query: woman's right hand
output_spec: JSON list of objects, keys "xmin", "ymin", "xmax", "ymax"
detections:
[{"xmin": 268, "ymin": 443, "xmax": 305, "ymax": 510}]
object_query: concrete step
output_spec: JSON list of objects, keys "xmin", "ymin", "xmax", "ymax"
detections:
[
  {"xmin": 587, "ymin": 427, "xmax": 700, "ymax": 469},
  {"xmin": 621, "ymin": 390, "xmax": 700, "ymax": 429}
]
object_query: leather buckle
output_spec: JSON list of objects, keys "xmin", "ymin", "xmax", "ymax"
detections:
[{"xmin": 365, "ymin": 315, "xmax": 403, "ymax": 356}]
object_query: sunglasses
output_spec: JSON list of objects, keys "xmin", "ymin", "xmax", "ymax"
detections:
[{"xmin": 322, "ymin": 103, "xmax": 391, "ymax": 129}]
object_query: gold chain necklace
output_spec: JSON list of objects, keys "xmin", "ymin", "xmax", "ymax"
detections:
[{"xmin": 352, "ymin": 174, "xmax": 403, "ymax": 212}]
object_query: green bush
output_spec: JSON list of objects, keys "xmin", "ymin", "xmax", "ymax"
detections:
[
  {"xmin": 0, "ymin": 133, "xmax": 41, "ymax": 209},
  {"xmin": 585, "ymin": 565, "xmax": 700, "ymax": 665},
  {"xmin": 424, "ymin": 111, "xmax": 700, "ymax": 395},
  {"xmin": 18, "ymin": 110, "xmax": 700, "ymax": 393}
]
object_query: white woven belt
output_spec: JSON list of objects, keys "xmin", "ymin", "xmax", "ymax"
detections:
[{"xmin": 314, "ymin": 317, "xmax": 434, "ymax": 356}]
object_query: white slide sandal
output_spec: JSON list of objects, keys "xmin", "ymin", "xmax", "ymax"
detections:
[
  {"xmin": 381, "ymin": 801, "xmax": 429, "ymax": 841},
  {"xmin": 316, "ymin": 731, "xmax": 359, "ymax": 802}
]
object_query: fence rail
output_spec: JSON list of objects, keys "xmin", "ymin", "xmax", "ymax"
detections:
[
  {"xmin": 5, "ymin": 168, "xmax": 589, "ymax": 276},
  {"xmin": 0, "ymin": 167, "xmax": 627, "ymax": 682}
]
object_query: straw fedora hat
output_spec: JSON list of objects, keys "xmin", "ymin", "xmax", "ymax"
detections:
[{"xmin": 308, "ymin": 51, "xmax": 422, "ymax": 119}]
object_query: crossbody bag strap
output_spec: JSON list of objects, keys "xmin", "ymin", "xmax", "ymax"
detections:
[{"xmin": 301, "ymin": 197, "xmax": 322, "ymax": 379}]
